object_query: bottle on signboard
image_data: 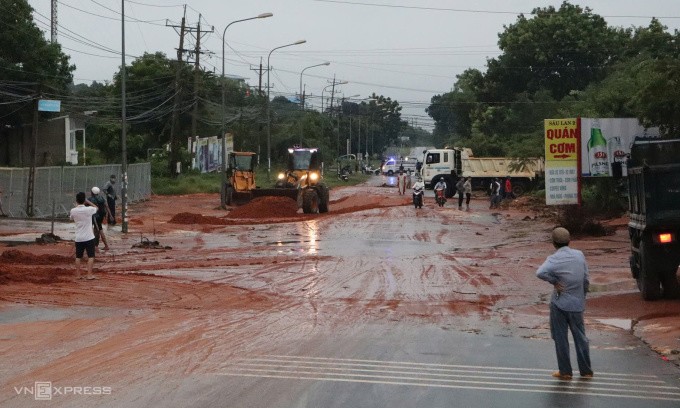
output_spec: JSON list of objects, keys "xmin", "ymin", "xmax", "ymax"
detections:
[
  {"xmin": 587, "ymin": 119, "xmax": 609, "ymax": 176},
  {"xmin": 608, "ymin": 136, "xmax": 627, "ymax": 177}
]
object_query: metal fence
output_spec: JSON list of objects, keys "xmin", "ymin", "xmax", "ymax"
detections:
[{"xmin": 0, "ymin": 163, "xmax": 151, "ymax": 218}]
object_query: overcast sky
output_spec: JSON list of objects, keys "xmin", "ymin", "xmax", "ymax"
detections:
[{"xmin": 28, "ymin": 0, "xmax": 680, "ymax": 130}]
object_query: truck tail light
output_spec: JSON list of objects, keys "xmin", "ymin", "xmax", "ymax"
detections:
[{"xmin": 655, "ymin": 233, "xmax": 674, "ymax": 244}]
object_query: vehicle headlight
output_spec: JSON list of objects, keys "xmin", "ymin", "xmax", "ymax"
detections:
[
  {"xmin": 310, "ymin": 172, "xmax": 319, "ymax": 182},
  {"xmin": 277, "ymin": 173, "xmax": 285, "ymax": 180}
]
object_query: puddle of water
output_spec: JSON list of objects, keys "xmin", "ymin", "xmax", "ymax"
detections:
[{"xmin": 597, "ymin": 318, "xmax": 633, "ymax": 331}]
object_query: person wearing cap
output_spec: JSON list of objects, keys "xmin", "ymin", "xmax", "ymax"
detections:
[
  {"xmin": 536, "ymin": 227, "xmax": 593, "ymax": 380},
  {"xmin": 103, "ymin": 174, "xmax": 118, "ymax": 225},
  {"xmin": 90, "ymin": 187, "xmax": 110, "ymax": 251}
]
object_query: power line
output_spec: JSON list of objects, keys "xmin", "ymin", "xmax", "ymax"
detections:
[{"xmin": 57, "ymin": 0, "xmax": 166, "ymax": 26}]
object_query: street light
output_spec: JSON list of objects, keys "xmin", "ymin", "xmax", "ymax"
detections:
[
  {"xmin": 299, "ymin": 62, "xmax": 330, "ymax": 109},
  {"xmin": 220, "ymin": 12, "xmax": 273, "ymax": 209},
  {"xmin": 267, "ymin": 39, "xmax": 307, "ymax": 178},
  {"xmin": 298, "ymin": 62, "xmax": 330, "ymax": 145}
]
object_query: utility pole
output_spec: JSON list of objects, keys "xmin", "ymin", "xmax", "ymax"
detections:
[
  {"xmin": 249, "ymin": 58, "xmax": 268, "ymax": 96},
  {"xmin": 26, "ymin": 97, "xmax": 39, "ymax": 217},
  {"xmin": 121, "ymin": 0, "xmax": 128, "ymax": 233},
  {"xmin": 50, "ymin": 0, "xmax": 57, "ymax": 43},
  {"xmin": 167, "ymin": 6, "xmax": 189, "ymax": 177},
  {"xmin": 250, "ymin": 58, "xmax": 269, "ymax": 163},
  {"xmin": 189, "ymin": 15, "xmax": 213, "ymax": 139},
  {"xmin": 329, "ymin": 74, "xmax": 336, "ymax": 113}
]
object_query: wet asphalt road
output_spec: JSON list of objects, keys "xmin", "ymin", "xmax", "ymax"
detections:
[
  {"xmin": 111, "ymin": 326, "xmax": 680, "ymax": 408},
  {"xmin": 99, "ymin": 178, "xmax": 679, "ymax": 408},
  {"xmin": 2, "ymin": 178, "xmax": 679, "ymax": 408}
]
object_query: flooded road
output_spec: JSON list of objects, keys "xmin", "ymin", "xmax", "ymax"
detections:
[{"xmin": 0, "ymin": 178, "xmax": 678, "ymax": 407}]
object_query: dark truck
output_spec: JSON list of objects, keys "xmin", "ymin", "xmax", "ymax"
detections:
[{"xmin": 627, "ymin": 138, "xmax": 680, "ymax": 300}]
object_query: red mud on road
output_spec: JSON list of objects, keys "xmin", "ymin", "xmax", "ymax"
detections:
[{"xmin": 0, "ymin": 184, "xmax": 678, "ymax": 399}]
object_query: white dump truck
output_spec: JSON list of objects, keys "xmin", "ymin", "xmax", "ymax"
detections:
[{"xmin": 421, "ymin": 148, "xmax": 543, "ymax": 196}]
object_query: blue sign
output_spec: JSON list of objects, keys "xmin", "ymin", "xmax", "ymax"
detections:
[{"xmin": 38, "ymin": 99, "xmax": 61, "ymax": 112}]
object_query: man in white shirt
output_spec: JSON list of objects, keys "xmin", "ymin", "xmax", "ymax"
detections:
[{"xmin": 69, "ymin": 191, "xmax": 98, "ymax": 280}]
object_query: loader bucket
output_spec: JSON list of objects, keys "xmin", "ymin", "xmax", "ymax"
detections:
[{"xmin": 251, "ymin": 188, "xmax": 299, "ymax": 201}]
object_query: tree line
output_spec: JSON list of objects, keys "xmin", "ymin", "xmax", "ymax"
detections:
[
  {"xmin": 0, "ymin": 0, "xmax": 422, "ymax": 175},
  {"xmin": 427, "ymin": 1, "xmax": 680, "ymax": 158},
  {"xmin": 3, "ymin": 1, "xmax": 680, "ymax": 173}
]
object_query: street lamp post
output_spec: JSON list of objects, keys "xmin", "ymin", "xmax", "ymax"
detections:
[
  {"xmin": 220, "ymin": 12, "xmax": 273, "ymax": 209},
  {"xmin": 299, "ymin": 62, "xmax": 330, "ymax": 109},
  {"xmin": 298, "ymin": 62, "xmax": 330, "ymax": 145},
  {"xmin": 267, "ymin": 39, "xmax": 306, "ymax": 178}
]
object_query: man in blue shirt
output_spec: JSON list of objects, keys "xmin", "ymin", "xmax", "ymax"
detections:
[{"xmin": 536, "ymin": 227, "xmax": 594, "ymax": 380}]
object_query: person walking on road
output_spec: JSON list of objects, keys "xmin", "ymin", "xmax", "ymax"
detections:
[
  {"xmin": 69, "ymin": 192, "xmax": 99, "ymax": 280},
  {"xmin": 90, "ymin": 187, "xmax": 110, "ymax": 251},
  {"xmin": 505, "ymin": 176, "xmax": 515, "ymax": 199},
  {"xmin": 489, "ymin": 178, "xmax": 501, "ymax": 209},
  {"xmin": 456, "ymin": 178, "xmax": 465, "ymax": 210},
  {"xmin": 536, "ymin": 227, "xmax": 593, "ymax": 381},
  {"xmin": 103, "ymin": 174, "xmax": 117, "ymax": 225},
  {"xmin": 396, "ymin": 170, "xmax": 406, "ymax": 195},
  {"xmin": 464, "ymin": 177, "xmax": 472, "ymax": 211}
]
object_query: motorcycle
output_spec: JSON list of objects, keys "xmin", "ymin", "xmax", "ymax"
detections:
[
  {"xmin": 338, "ymin": 168, "xmax": 349, "ymax": 182},
  {"xmin": 435, "ymin": 187, "xmax": 446, "ymax": 207},
  {"xmin": 412, "ymin": 184, "xmax": 424, "ymax": 209}
]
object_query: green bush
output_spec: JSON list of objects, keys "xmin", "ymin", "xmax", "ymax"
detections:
[{"xmin": 581, "ymin": 178, "xmax": 627, "ymax": 216}]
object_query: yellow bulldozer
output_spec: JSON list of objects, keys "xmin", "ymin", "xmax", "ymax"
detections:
[
  {"xmin": 274, "ymin": 147, "xmax": 330, "ymax": 214},
  {"xmin": 221, "ymin": 148, "xmax": 330, "ymax": 214},
  {"xmin": 222, "ymin": 151, "xmax": 257, "ymax": 206}
]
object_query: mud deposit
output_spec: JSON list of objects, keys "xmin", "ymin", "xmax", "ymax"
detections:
[{"xmin": 0, "ymin": 182, "xmax": 678, "ymax": 406}]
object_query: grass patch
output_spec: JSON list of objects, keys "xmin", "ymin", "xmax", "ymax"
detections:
[{"xmin": 152, "ymin": 173, "xmax": 221, "ymax": 195}]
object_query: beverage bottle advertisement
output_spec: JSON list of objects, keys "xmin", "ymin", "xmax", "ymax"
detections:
[
  {"xmin": 587, "ymin": 119, "xmax": 609, "ymax": 176},
  {"xmin": 579, "ymin": 118, "xmax": 660, "ymax": 177}
]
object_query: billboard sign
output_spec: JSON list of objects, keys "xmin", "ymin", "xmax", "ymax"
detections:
[
  {"xmin": 544, "ymin": 118, "xmax": 579, "ymax": 205},
  {"xmin": 580, "ymin": 118, "xmax": 659, "ymax": 177},
  {"xmin": 38, "ymin": 99, "xmax": 61, "ymax": 112}
]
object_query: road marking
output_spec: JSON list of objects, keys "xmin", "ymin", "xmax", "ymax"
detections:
[
  {"xmin": 216, "ymin": 355, "xmax": 680, "ymax": 402},
  {"xmin": 262, "ymin": 354, "xmax": 663, "ymax": 380},
  {"xmin": 218, "ymin": 372, "xmax": 680, "ymax": 402},
  {"xmin": 231, "ymin": 360, "xmax": 676, "ymax": 390}
]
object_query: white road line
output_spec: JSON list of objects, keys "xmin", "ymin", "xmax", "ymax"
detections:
[
  {"xmin": 217, "ymin": 372, "xmax": 680, "ymax": 402},
  {"xmin": 221, "ymin": 366, "xmax": 680, "ymax": 398},
  {"xmin": 237, "ymin": 354, "xmax": 665, "ymax": 382},
  {"xmin": 230, "ymin": 361, "xmax": 677, "ymax": 390}
]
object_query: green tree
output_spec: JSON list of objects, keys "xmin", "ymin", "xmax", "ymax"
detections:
[
  {"xmin": 489, "ymin": 2, "xmax": 626, "ymax": 101},
  {"xmin": 0, "ymin": 0, "xmax": 74, "ymax": 125},
  {"xmin": 427, "ymin": 69, "xmax": 483, "ymax": 146}
]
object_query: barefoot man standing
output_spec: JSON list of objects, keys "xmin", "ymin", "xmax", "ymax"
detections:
[{"xmin": 69, "ymin": 191, "xmax": 98, "ymax": 280}]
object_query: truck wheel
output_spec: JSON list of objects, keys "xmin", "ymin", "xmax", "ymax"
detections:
[
  {"xmin": 629, "ymin": 254, "xmax": 640, "ymax": 280},
  {"xmin": 638, "ymin": 241, "xmax": 662, "ymax": 300},
  {"xmin": 302, "ymin": 189, "xmax": 319, "ymax": 214},
  {"xmin": 512, "ymin": 183, "xmax": 526, "ymax": 196},
  {"xmin": 660, "ymin": 264, "xmax": 680, "ymax": 299},
  {"xmin": 318, "ymin": 186, "xmax": 330, "ymax": 213},
  {"xmin": 225, "ymin": 186, "xmax": 234, "ymax": 206}
]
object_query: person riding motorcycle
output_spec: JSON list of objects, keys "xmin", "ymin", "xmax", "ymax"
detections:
[{"xmin": 434, "ymin": 177, "xmax": 447, "ymax": 207}]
